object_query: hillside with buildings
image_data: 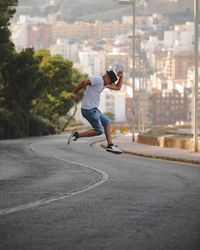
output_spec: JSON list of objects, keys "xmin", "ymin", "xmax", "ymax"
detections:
[
  {"xmin": 15, "ymin": 0, "xmax": 192, "ymax": 22},
  {"xmin": 16, "ymin": 0, "xmax": 131, "ymax": 22},
  {"xmin": 11, "ymin": 0, "xmax": 200, "ymax": 130}
]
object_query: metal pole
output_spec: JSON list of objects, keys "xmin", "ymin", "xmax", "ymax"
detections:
[
  {"xmin": 132, "ymin": 0, "xmax": 136, "ymax": 139},
  {"xmin": 193, "ymin": 0, "xmax": 199, "ymax": 152},
  {"xmin": 118, "ymin": 0, "xmax": 136, "ymax": 139}
]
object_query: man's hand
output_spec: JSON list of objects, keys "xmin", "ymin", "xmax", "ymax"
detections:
[
  {"xmin": 117, "ymin": 71, "xmax": 123, "ymax": 78},
  {"xmin": 106, "ymin": 71, "xmax": 123, "ymax": 90},
  {"xmin": 70, "ymin": 80, "xmax": 91, "ymax": 101},
  {"xmin": 71, "ymin": 92, "xmax": 78, "ymax": 100}
]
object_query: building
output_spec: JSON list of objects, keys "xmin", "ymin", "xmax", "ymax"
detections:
[
  {"xmin": 144, "ymin": 36, "xmax": 163, "ymax": 51},
  {"xmin": 163, "ymin": 49, "xmax": 173, "ymax": 80},
  {"xmin": 11, "ymin": 22, "xmax": 28, "ymax": 50},
  {"xmin": 149, "ymin": 89, "xmax": 189, "ymax": 126},
  {"xmin": 27, "ymin": 23, "xmax": 52, "ymax": 49},
  {"xmin": 99, "ymin": 89, "xmax": 126, "ymax": 122},
  {"xmin": 171, "ymin": 53, "xmax": 194, "ymax": 80},
  {"xmin": 147, "ymin": 50, "xmax": 168, "ymax": 73},
  {"xmin": 101, "ymin": 50, "xmax": 129, "ymax": 74},
  {"xmin": 78, "ymin": 50, "xmax": 102, "ymax": 76},
  {"xmin": 125, "ymin": 90, "xmax": 151, "ymax": 130},
  {"xmin": 50, "ymin": 39, "xmax": 79, "ymax": 62},
  {"xmin": 163, "ymin": 22, "xmax": 194, "ymax": 54},
  {"xmin": 10, "ymin": 15, "xmax": 49, "ymax": 50},
  {"xmin": 51, "ymin": 20, "xmax": 131, "ymax": 41}
]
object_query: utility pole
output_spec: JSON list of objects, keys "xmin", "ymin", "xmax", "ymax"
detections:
[{"xmin": 193, "ymin": 0, "xmax": 199, "ymax": 152}]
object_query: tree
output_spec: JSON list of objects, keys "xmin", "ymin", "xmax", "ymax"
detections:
[
  {"xmin": 33, "ymin": 49, "xmax": 86, "ymax": 126},
  {"xmin": 0, "ymin": 0, "xmax": 18, "ymax": 66},
  {"xmin": 2, "ymin": 48, "xmax": 44, "ymax": 112},
  {"xmin": 0, "ymin": 1, "xmax": 88, "ymax": 137},
  {"xmin": 0, "ymin": 0, "xmax": 18, "ymax": 108}
]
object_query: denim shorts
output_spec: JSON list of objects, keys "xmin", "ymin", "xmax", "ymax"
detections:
[{"xmin": 81, "ymin": 108, "xmax": 110, "ymax": 134}]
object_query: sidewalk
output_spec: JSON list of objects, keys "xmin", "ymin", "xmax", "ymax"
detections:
[{"xmin": 102, "ymin": 134, "xmax": 200, "ymax": 165}]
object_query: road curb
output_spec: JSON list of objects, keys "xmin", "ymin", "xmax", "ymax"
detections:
[{"xmin": 100, "ymin": 143, "xmax": 200, "ymax": 165}]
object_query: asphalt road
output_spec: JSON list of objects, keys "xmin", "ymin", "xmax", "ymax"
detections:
[{"xmin": 0, "ymin": 134, "xmax": 200, "ymax": 250}]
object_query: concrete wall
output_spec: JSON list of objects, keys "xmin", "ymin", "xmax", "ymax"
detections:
[{"xmin": 138, "ymin": 134, "xmax": 200, "ymax": 151}]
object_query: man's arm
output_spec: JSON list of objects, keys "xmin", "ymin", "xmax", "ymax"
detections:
[
  {"xmin": 106, "ymin": 71, "xmax": 123, "ymax": 90},
  {"xmin": 71, "ymin": 79, "xmax": 91, "ymax": 100}
]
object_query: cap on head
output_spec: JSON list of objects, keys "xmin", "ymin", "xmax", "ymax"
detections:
[{"xmin": 107, "ymin": 70, "xmax": 118, "ymax": 84}]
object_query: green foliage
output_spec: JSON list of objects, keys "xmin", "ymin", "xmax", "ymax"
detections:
[
  {"xmin": 2, "ymin": 48, "xmax": 44, "ymax": 112},
  {"xmin": 0, "ymin": 109, "xmax": 28, "ymax": 139},
  {"xmin": 33, "ymin": 49, "xmax": 86, "ymax": 126},
  {"xmin": 0, "ymin": 0, "xmax": 86, "ymax": 139},
  {"xmin": 0, "ymin": 0, "xmax": 18, "ymax": 103},
  {"xmin": 0, "ymin": 0, "xmax": 18, "ymax": 65},
  {"xmin": 28, "ymin": 115, "xmax": 56, "ymax": 136},
  {"xmin": 1, "ymin": 47, "xmax": 86, "ymax": 138},
  {"xmin": 0, "ymin": 109, "xmax": 56, "ymax": 139},
  {"xmin": 0, "ymin": 0, "xmax": 18, "ymax": 24}
]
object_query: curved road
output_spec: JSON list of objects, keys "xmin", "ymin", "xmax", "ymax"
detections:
[{"xmin": 0, "ymin": 134, "xmax": 200, "ymax": 250}]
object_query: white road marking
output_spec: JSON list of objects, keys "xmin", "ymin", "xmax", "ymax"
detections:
[{"xmin": 0, "ymin": 141, "xmax": 108, "ymax": 216}]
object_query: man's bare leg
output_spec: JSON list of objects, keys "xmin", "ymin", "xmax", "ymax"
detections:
[
  {"xmin": 103, "ymin": 122, "xmax": 113, "ymax": 145},
  {"xmin": 103, "ymin": 123, "xmax": 122, "ymax": 153},
  {"xmin": 68, "ymin": 129, "xmax": 98, "ymax": 144},
  {"xmin": 79, "ymin": 128, "xmax": 99, "ymax": 137}
]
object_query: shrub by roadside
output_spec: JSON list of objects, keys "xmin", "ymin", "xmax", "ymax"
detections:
[{"xmin": 0, "ymin": 109, "xmax": 56, "ymax": 139}]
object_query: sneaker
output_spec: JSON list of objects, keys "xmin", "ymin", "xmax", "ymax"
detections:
[
  {"xmin": 67, "ymin": 130, "xmax": 79, "ymax": 144},
  {"xmin": 106, "ymin": 144, "xmax": 122, "ymax": 154}
]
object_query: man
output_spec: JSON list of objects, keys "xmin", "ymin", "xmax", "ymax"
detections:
[{"xmin": 68, "ymin": 70, "xmax": 123, "ymax": 154}]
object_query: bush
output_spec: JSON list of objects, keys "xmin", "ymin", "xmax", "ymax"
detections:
[
  {"xmin": 0, "ymin": 109, "xmax": 28, "ymax": 139},
  {"xmin": 0, "ymin": 110, "xmax": 56, "ymax": 139},
  {"xmin": 28, "ymin": 115, "xmax": 56, "ymax": 136}
]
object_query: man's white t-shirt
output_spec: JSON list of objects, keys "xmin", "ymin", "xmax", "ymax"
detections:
[{"xmin": 81, "ymin": 76, "xmax": 105, "ymax": 109}]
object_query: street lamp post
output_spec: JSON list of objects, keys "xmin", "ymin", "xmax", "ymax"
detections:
[
  {"xmin": 193, "ymin": 0, "xmax": 199, "ymax": 152},
  {"xmin": 132, "ymin": 0, "xmax": 136, "ymax": 139},
  {"xmin": 118, "ymin": 0, "xmax": 136, "ymax": 140}
]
